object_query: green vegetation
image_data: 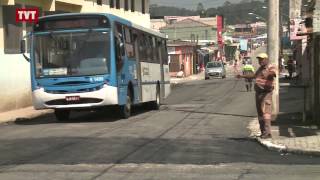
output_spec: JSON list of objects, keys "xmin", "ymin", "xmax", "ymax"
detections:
[{"xmin": 150, "ymin": 0, "xmax": 289, "ymax": 25}]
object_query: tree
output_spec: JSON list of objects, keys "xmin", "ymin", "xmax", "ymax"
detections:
[
  {"xmin": 196, "ymin": 3, "xmax": 205, "ymax": 15},
  {"xmin": 224, "ymin": 1, "xmax": 232, "ymax": 6}
]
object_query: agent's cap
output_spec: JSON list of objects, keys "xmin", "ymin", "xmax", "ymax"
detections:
[{"xmin": 256, "ymin": 53, "xmax": 268, "ymax": 59}]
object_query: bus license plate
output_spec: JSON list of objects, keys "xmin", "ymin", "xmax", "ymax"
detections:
[{"xmin": 66, "ymin": 96, "xmax": 80, "ymax": 102}]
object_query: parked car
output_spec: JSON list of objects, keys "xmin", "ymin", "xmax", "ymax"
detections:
[{"xmin": 205, "ymin": 61, "xmax": 226, "ymax": 80}]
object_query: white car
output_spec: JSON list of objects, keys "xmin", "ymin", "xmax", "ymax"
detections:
[{"xmin": 205, "ymin": 61, "xmax": 226, "ymax": 80}]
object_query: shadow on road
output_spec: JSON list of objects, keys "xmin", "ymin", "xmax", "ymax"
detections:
[
  {"xmin": 1, "ymin": 135, "xmax": 320, "ymax": 168},
  {"xmin": 14, "ymin": 105, "xmax": 153, "ymax": 126}
]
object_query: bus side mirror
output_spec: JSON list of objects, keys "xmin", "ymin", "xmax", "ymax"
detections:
[{"xmin": 20, "ymin": 40, "xmax": 30, "ymax": 62}]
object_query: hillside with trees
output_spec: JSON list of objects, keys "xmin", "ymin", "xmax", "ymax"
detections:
[
  {"xmin": 150, "ymin": 4, "xmax": 197, "ymax": 17},
  {"xmin": 150, "ymin": 0, "xmax": 289, "ymax": 25}
]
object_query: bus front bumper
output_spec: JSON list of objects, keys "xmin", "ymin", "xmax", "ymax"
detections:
[{"xmin": 32, "ymin": 85, "xmax": 118, "ymax": 110}]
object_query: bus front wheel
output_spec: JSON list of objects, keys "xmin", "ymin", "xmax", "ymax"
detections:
[
  {"xmin": 54, "ymin": 109, "xmax": 70, "ymax": 121},
  {"xmin": 119, "ymin": 91, "xmax": 132, "ymax": 119}
]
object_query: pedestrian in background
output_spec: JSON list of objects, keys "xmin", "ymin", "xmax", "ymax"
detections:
[
  {"xmin": 279, "ymin": 55, "xmax": 285, "ymax": 73},
  {"xmin": 242, "ymin": 61, "xmax": 255, "ymax": 92},
  {"xmin": 236, "ymin": 53, "xmax": 277, "ymax": 139},
  {"xmin": 287, "ymin": 56, "xmax": 294, "ymax": 79}
]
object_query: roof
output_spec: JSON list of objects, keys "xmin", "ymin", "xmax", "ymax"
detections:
[
  {"xmin": 199, "ymin": 17, "xmax": 216, "ymax": 27},
  {"xmin": 151, "ymin": 19, "xmax": 166, "ymax": 23},
  {"xmin": 161, "ymin": 18, "xmax": 212, "ymax": 30}
]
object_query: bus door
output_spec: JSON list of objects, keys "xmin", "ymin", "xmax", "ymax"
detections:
[
  {"xmin": 132, "ymin": 31, "xmax": 143, "ymax": 102},
  {"xmin": 124, "ymin": 27, "xmax": 141, "ymax": 103}
]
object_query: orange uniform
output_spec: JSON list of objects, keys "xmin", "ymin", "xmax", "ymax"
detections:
[{"xmin": 254, "ymin": 64, "xmax": 276, "ymax": 136}]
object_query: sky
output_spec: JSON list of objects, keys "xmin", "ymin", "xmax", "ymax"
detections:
[{"xmin": 150, "ymin": 0, "xmax": 245, "ymax": 10}]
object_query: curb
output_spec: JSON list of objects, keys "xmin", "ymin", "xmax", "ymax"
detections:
[
  {"xmin": 248, "ymin": 119, "xmax": 320, "ymax": 156},
  {"xmin": 256, "ymin": 138, "xmax": 320, "ymax": 156}
]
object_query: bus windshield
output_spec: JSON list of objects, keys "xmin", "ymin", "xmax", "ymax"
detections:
[{"xmin": 34, "ymin": 31, "xmax": 110, "ymax": 78}]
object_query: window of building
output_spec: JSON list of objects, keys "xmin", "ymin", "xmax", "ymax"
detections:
[
  {"xmin": 116, "ymin": 0, "xmax": 120, "ymax": 9},
  {"xmin": 97, "ymin": 0, "xmax": 102, "ymax": 5},
  {"xmin": 142, "ymin": 0, "xmax": 145, "ymax": 14},
  {"xmin": 205, "ymin": 30, "xmax": 208, "ymax": 40},
  {"xmin": 125, "ymin": 0, "xmax": 129, "ymax": 11},
  {"xmin": 110, "ymin": 0, "xmax": 114, "ymax": 8},
  {"xmin": 2, "ymin": 5, "xmax": 23, "ymax": 54},
  {"xmin": 169, "ymin": 54, "xmax": 179, "ymax": 72},
  {"xmin": 131, "ymin": 0, "xmax": 135, "ymax": 12}
]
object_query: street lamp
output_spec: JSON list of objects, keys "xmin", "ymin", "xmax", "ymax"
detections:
[
  {"xmin": 248, "ymin": 12, "xmax": 267, "ymax": 21},
  {"xmin": 260, "ymin": 6, "xmax": 289, "ymax": 19}
]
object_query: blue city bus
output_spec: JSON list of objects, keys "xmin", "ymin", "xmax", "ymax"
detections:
[{"xmin": 21, "ymin": 13, "xmax": 171, "ymax": 121}]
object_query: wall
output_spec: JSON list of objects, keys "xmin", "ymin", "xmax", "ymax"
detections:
[
  {"xmin": 168, "ymin": 46, "xmax": 194, "ymax": 77},
  {"xmin": 162, "ymin": 26, "xmax": 216, "ymax": 43},
  {"xmin": 0, "ymin": 6, "xmax": 32, "ymax": 112},
  {"xmin": 150, "ymin": 19, "xmax": 166, "ymax": 31}
]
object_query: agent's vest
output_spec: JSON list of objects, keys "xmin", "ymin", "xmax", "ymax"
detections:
[{"xmin": 255, "ymin": 64, "xmax": 276, "ymax": 93}]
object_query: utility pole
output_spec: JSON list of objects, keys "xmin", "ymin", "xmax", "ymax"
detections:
[{"xmin": 268, "ymin": 0, "xmax": 280, "ymax": 116}]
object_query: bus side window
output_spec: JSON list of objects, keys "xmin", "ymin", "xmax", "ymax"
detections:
[
  {"xmin": 139, "ymin": 33, "xmax": 147, "ymax": 61},
  {"xmin": 147, "ymin": 36, "xmax": 153, "ymax": 63},
  {"xmin": 124, "ymin": 27, "xmax": 135, "ymax": 58},
  {"xmin": 161, "ymin": 40, "xmax": 168, "ymax": 65},
  {"xmin": 154, "ymin": 38, "xmax": 160, "ymax": 64},
  {"xmin": 157, "ymin": 39, "xmax": 162, "ymax": 63}
]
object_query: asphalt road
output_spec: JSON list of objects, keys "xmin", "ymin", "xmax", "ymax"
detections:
[{"xmin": 0, "ymin": 74, "xmax": 320, "ymax": 179}]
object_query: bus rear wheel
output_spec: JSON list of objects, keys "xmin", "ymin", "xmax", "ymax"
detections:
[
  {"xmin": 151, "ymin": 86, "xmax": 160, "ymax": 110},
  {"xmin": 54, "ymin": 109, "xmax": 70, "ymax": 121},
  {"xmin": 119, "ymin": 91, "xmax": 132, "ymax": 119}
]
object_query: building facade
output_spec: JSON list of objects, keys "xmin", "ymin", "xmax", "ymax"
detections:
[
  {"xmin": 160, "ymin": 18, "xmax": 217, "ymax": 46},
  {"xmin": 0, "ymin": 0, "xmax": 150, "ymax": 112},
  {"xmin": 167, "ymin": 40, "xmax": 197, "ymax": 77},
  {"xmin": 289, "ymin": 0, "xmax": 320, "ymax": 126}
]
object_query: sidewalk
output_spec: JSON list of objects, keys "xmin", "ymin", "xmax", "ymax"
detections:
[
  {"xmin": 0, "ymin": 107, "xmax": 52, "ymax": 124},
  {"xmin": 170, "ymin": 71, "xmax": 205, "ymax": 85},
  {"xmin": 248, "ymin": 77, "xmax": 320, "ymax": 156}
]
